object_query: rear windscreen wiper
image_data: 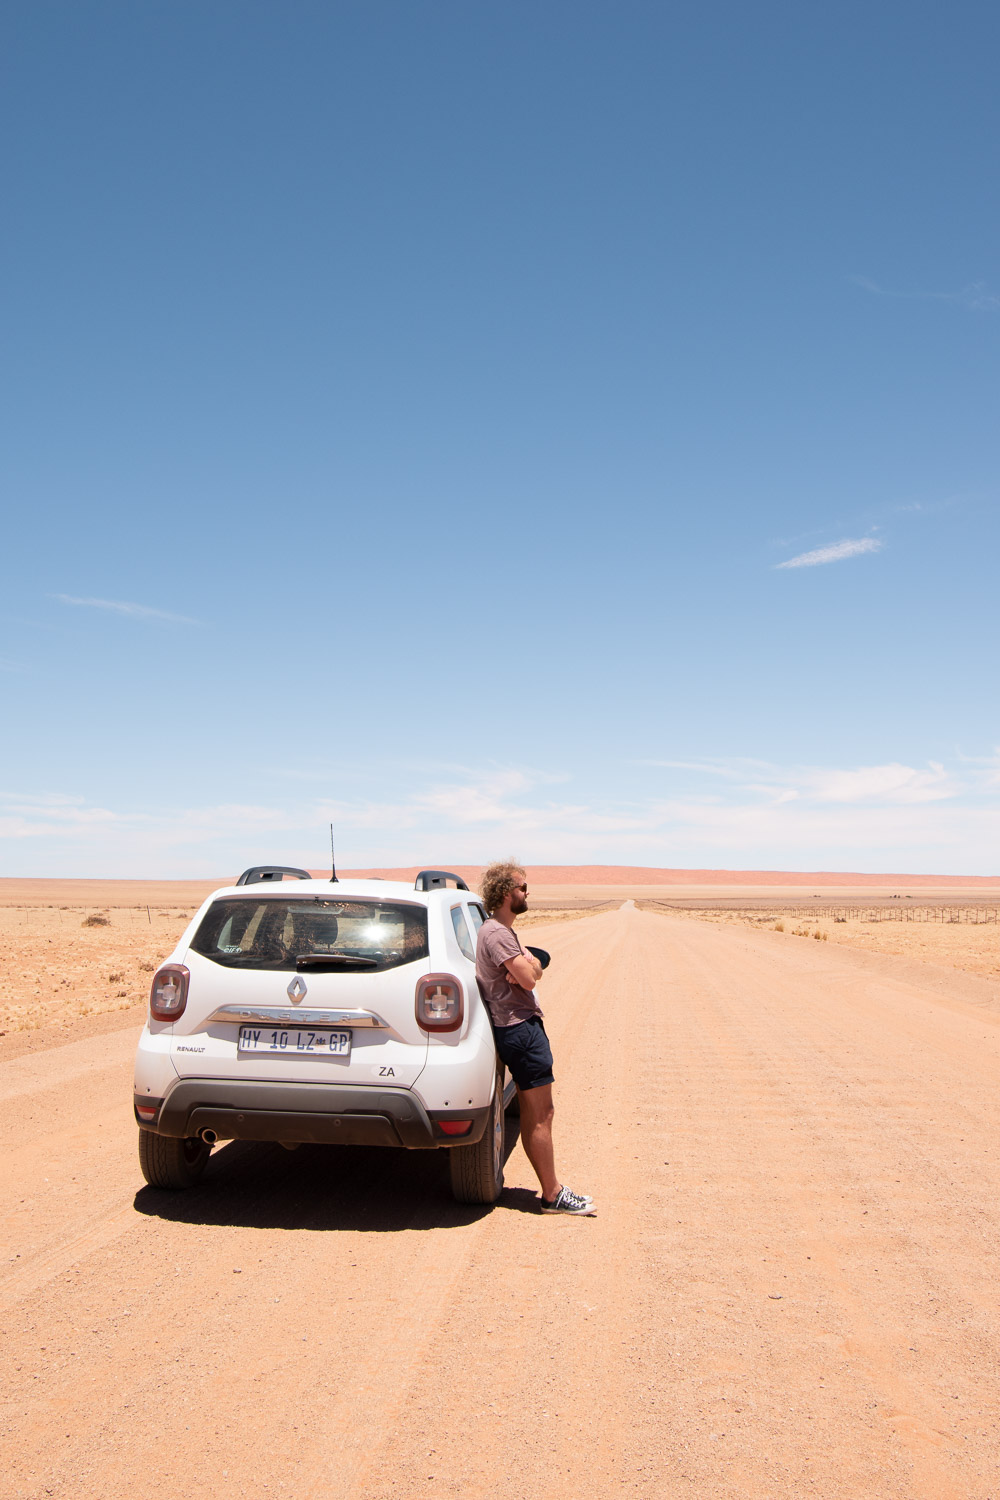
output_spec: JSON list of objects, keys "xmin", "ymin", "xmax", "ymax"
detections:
[{"xmin": 295, "ymin": 952, "xmax": 379, "ymax": 970}]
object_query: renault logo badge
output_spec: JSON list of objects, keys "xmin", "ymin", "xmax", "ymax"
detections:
[{"xmin": 287, "ymin": 975, "xmax": 307, "ymax": 1003}]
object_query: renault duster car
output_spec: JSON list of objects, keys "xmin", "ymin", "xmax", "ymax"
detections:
[{"xmin": 133, "ymin": 867, "xmax": 515, "ymax": 1203}]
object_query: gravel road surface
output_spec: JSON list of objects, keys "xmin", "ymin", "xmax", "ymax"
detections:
[{"xmin": 3, "ymin": 906, "xmax": 998, "ymax": 1499}]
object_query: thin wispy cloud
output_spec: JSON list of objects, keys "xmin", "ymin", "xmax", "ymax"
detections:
[
  {"xmin": 852, "ymin": 275, "xmax": 1000, "ymax": 312},
  {"xmin": 50, "ymin": 594, "xmax": 200, "ymax": 625},
  {"xmin": 638, "ymin": 759, "xmax": 741, "ymax": 777},
  {"xmin": 775, "ymin": 537, "xmax": 882, "ymax": 570},
  {"xmin": 946, "ymin": 283, "xmax": 1000, "ymax": 312},
  {"xmin": 642, "ymin": 756, "xmax": 964, "ymax": 806}
]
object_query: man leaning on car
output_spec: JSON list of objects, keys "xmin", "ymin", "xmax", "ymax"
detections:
[{"xmin": 475, "ymin": 860, "xmax": 595, "ymax": 1216}]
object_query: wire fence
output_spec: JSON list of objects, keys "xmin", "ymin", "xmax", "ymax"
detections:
[
  {"xmin": 814, "ymin": 907, "xmax": 1000, "ymax": 924},
  {"xmin": 638, "ymin": 901, "xmax": 1000, "ymax": 925}
]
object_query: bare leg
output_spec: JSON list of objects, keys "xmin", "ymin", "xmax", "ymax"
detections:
[{"xmin": 516, "ymin": 1083, "xmax": 559, "ymax": 1200}]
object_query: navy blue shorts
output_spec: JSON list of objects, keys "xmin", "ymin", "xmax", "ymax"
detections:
[{"xmin": 493, "ymin": 1015, "xmax": 554, "ymax": 1091}]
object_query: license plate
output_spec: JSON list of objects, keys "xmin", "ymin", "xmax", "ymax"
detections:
[{"xmin": 238, "ymin": 1026, "xmax": 352, "ymax": 1057}]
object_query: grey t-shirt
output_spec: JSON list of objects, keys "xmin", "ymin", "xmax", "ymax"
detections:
[{"xmin": 475, "ymin": 918, "xmax": 543, "ymax": 1028}]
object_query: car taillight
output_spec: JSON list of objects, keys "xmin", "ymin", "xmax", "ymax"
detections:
[
  {"xmin": 438, "ymin": 1119, "xmax": 473, "ymax": 1135},
  {"xmin": 150, "ymin": 963, "xmax": 190, "ymax": 1022},
  {"xmin": 415, "ymin": 973, "xmax": 464, "ymax": 1032}
]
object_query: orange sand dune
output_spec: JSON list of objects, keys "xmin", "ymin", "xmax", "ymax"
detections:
[
  {"xmin": 341, "ymin": 864, "xmax": 1000, "ymax": 889},
  {"xmin": 1, "ymin": 864, "xmax": 997, "ymax": 909}
]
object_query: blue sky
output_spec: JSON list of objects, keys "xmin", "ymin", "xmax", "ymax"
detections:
[{"xmin": 2, "ymin": 1, "xmax": 998, "ymax": 877}]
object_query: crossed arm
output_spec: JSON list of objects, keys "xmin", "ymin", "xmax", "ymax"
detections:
[{"xmin": 504, "ymin": 946, "xmax": 543, "ymax": 990}]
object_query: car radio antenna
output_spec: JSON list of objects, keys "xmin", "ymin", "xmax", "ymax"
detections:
[{"xmin": 329, "ymin": 820, "xmax": 339, "ymax": 883}]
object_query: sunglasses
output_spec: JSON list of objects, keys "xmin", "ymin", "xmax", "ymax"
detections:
[{"xmin": 512, "ymin": 883, "xmax": 528, "ymax": 893}]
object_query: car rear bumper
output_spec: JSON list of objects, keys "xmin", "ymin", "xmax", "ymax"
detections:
[{"xmin": 136, "ymin": 1078, "xmax": 490, "ymax": 1149}]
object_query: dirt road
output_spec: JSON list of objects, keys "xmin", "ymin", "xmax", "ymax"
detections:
[{"xmin": 3, "ymin": 906, "xmax": 998, "ymax": 1499}]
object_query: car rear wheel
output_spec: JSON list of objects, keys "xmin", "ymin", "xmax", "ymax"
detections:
[
  {"xmin": 138, "ymin": 1128, "xmax": 211, "ymax": 1190},
  {"xmin": 448, "ymin": 1070, "xmax": 505, "ymax": 1204}
]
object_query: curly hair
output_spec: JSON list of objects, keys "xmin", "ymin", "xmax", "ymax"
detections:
[{"xmin": 479, "ymin": 859, "xmax": 525, "ymax": 916}]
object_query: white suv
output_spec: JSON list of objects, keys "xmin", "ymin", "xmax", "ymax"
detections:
[{"xmin": 133, "ymin": 866, "xmax": 527, "ymax": 1204}]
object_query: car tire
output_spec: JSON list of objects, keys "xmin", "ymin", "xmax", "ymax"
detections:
[
  {"xmin": 138, "ymin": 1128, "xmax": 211, "ymax": 1190},
  {"xmin": 448, "ymin": 1070, "xmax": 504, "ymax": 1204}
]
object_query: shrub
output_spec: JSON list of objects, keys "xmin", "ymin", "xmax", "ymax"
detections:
[
  {"xmin": 774, "ymin": 921, "xmax": 785, "ymax": 932},
  {"xmin": 82, "ymin": 914, "xmax": 109, "ymax": 927}
]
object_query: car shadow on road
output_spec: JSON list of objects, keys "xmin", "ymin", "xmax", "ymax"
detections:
[{"xmin": 132, "ymin": 1117, "xmax": 541, "ymax": 1232}]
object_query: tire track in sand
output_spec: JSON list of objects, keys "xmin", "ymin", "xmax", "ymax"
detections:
[{"xmin": 2, "ymin": 907, "xmax": 999, "ymax": 1499}]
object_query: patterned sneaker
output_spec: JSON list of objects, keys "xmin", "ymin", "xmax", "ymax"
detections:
[{"xmin": 540, "ymin": 1186, "xmax": 596, "ymax": 1215}]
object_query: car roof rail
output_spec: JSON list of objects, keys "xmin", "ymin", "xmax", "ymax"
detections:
[
  {"xmin": 235, "ymin": 865, "xmax": 313, "ymax": 886},
  {"xmin": 414, "ymin": 869, "xmax": 469, "ymax": 892}
]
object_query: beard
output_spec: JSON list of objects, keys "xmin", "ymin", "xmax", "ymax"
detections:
[{"xmin": 510, "ymin": 890, "xmax": 528, "ymax": 916}]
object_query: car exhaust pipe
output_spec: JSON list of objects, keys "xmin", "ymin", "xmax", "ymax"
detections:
[{"xmin": 200, "ymin": 1128, "xmax": 218, "ymax": 1145}]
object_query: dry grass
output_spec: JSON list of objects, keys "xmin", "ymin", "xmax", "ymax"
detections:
[
  {"xmin": 0, "ymin": 898, "xmax": 623, "ymax": 1033},
  {"xmin": 0, "ymin": 905, "xmax": 196, "ymax": 1033},
  {"xmin": 644, "ymin": 904, "xmax": 1000, "ymax": 982},
  {"xmin": 11, "ymin": 892, "xmax": 996, "ymax": 1037}
]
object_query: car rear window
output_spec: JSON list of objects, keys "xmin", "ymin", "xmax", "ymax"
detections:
[{"xmin": 190, "ymin": 898, "xmax": 429, "ymax": 972}]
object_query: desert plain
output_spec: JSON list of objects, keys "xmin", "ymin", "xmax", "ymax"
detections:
[{"xmin": 1, "ymin": 866, "xmax": 999, "ymax": 1498}]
